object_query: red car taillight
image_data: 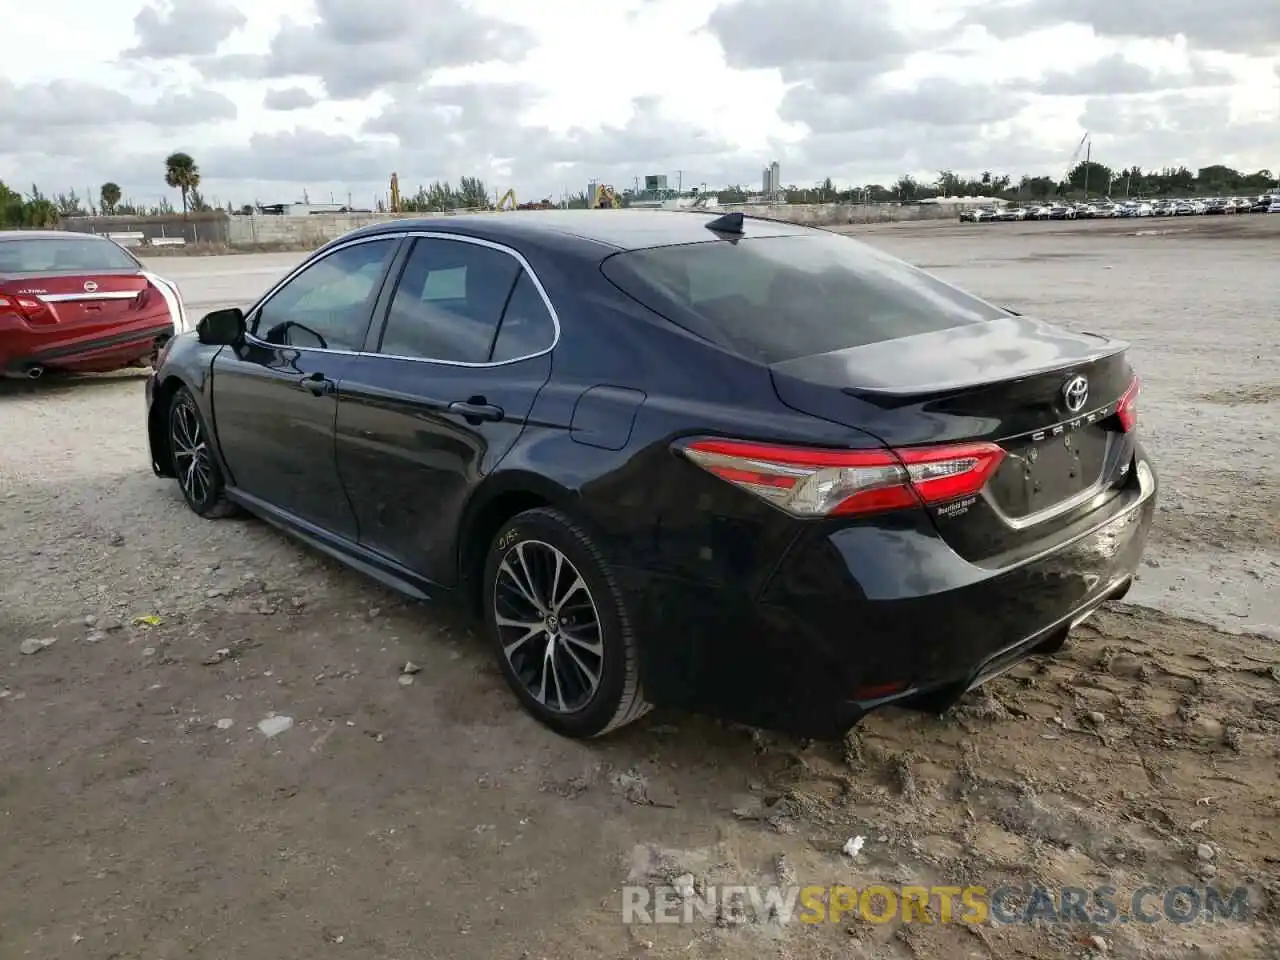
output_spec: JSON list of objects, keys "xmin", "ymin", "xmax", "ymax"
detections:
[
  {"xmin": 1116, "ymin": 376, "xmax": 1139, "ymax": 432},
  {"xmin": 0, "ymin": 294, "xmax": 55, "ymax": 324},
  {"xmin": 678, "ymin": 438, "xmax": 1006, "ymax": 517}
]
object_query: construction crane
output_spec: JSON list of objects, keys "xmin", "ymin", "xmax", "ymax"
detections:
[
  {"xmin": 591, "ymin": 183, "xmax": 620, "ymax": 208},
  {"xmin": 1063, "ymin": 133, "xmax": 1089, "ymax": 188},
  {"xmin": 495, "ymin": 188, "xmax": 516, "ymax": 210}
]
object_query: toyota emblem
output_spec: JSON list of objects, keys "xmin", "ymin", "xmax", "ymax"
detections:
[
  {"xmin": 1062, "ymin": 375, "xmax": 1089, "ymax": 413},
  {"xmin": 83, "ymin": 280, "xmax": 98, "ymax": 292}
]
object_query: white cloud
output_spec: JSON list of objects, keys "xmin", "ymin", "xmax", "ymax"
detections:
[{"xmin": 1, "ymin": 0, "xmax": 1277, "ymax": 209}]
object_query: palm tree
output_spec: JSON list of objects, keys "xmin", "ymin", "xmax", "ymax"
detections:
[
  {"xmin": 100, "ymin": 182, "xmax": 121, "ymax": 215},
  {"xmin": 163, "ymin": 152, "xmax": 201, "ymax": 217}
]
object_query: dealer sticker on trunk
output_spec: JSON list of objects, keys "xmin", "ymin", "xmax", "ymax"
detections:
[{"xmin": 935, "ymin": 495, "xmax": 977, "ymax": 519}]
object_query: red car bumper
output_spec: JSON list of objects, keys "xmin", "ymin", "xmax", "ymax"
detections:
[{"xmin": 0, "ymin": 318, "xmax": 174, "ymax": 376}]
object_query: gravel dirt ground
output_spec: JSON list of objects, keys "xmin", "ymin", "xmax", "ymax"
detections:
[{"xmin": 1, "ymin": 215, "xmax": 1276, "ymax": 960}]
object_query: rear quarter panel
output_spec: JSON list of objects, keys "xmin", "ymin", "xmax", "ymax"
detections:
[{"xmin": 506, "ymin": 262, "xmax": 876, "ymax": 583}]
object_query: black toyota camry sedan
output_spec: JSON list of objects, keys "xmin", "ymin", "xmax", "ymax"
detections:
[{"xmin": 145, "ymin": 210, "xmax": 1156, "ymax": 739}]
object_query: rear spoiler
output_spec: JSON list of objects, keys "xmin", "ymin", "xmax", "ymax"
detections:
[
  {"xmin": 655, "ymin": 207, "xmax": 848, "ymax": 237},
  {"xmin": 769, "ymin": 317, "xmax": 1128, "ymax": 399}
]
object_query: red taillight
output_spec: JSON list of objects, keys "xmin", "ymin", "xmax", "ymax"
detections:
[
  {"xmin": 6, "ymin": 295, "xmax": 55, "ymax": 324},
  {"xmin": 1116, "ymin": 376, "xmax": 1139, "ymax": 432},
  {"xmin": 679, "ymin": 438, "xmax": 1005, "ymax": 517}
]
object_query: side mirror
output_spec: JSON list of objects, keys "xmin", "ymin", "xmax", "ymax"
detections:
[{"xmin": 197, "ymin": 307, "xmax": 245, "ymax": 346}]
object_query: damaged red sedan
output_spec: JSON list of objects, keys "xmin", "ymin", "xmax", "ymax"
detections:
[{"xmin": 0, "ymin": 230, "xmax": 186, "ymax": 379}]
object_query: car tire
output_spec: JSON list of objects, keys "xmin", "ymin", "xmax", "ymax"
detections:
[
  {"xmin": 482, "ymin": 507, "xmax": 651, "ymax": 738},
  {"xmin": 168, "ymin": 386, "xmax": 238, "ymax": 518}
]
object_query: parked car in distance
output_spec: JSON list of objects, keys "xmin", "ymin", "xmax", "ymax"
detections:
[
  {"xmin": 145, "ymin": 210, "xmax": 1157, "ymax": 739},
  {"xmin": 0, "ymin": 231, "xmax": 185, "ymax": 379},
  {"xmin": 1269, "ymin": 199, "xmax": 1280, "ymax": 213},
  {"xmin": 957, "ymin": 206, "xmax": 1001, "ymax": 223}
]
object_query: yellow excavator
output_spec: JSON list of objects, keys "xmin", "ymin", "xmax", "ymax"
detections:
[
  {"xmin": 495, "ymin": 188, "xmax": 516, "ymax": 210},
  {"xmin": 591, "ymin": 183, "xmax": 620, "ymax": 208}
]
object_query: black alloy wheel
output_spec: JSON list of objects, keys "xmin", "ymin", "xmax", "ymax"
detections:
[
  {"xmin": 483, "ymin": 507, "xmax": 651, "ymax": 738},
  {"xmin": 169, "ymin": 386, "xmax": 237, "ymax": 518}
]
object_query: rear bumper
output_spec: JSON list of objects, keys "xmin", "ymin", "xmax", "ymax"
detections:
[
  {"xmin": 1, "ymin": 322, "xmax": 173, "ymax": 375},
  {"xmin": 621, "ymin": 452, "xmax": 1157, "ymax": 737}
]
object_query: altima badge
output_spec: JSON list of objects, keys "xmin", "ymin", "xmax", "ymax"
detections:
[{"xmin": 1062, "ymin": 375, "xmax": 1089, "ymax": 413}]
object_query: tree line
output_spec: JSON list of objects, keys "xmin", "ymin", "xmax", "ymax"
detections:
[
  {"xmin": 0, "ymin": 152, "xmax": 207, "ymax": 226},
  {"xmin": 3, "ymin": 156, "xmax": 1275, "ymax": 228},
  {"xmin": 725, "ymin": 163, "xmax": 1277, "ymax": 205}
]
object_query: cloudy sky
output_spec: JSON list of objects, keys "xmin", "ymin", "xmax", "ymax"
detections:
[{"xmin": 3, "ymin": 0, "xmax": 1277, "ymax": 208}]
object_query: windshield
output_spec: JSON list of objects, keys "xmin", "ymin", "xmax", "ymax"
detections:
[
  {"xmin": 0, "ymin": 237, "xmax": 139, "ymax": 274},
  {"xmin": 601, "ymin": 232, "xmax": 1006, "ymax": 364}
]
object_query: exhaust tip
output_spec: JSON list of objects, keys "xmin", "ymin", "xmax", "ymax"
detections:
[{"xmin": 25, "ymin": 366, "xmax": 43, "ymax": 380}]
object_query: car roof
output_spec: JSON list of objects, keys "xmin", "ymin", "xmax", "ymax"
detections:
[
  {"xmin": 0, "ymin": 230, "xmax": 103, "ymax": 242},
  {"xmin": 345, "ymin": 209, "xmax": 819, "ymax": 252}
]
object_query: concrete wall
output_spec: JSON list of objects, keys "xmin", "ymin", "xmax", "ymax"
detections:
[
  {"xmin": 62, "ymin": 213, "xmax": 229, "ymax": 245},
  {"xmin": 226, "ymin": 212, "xmax": 411, "ymax": 247},
  {"xmin": 224, "ymin": 202, "xmax": 953, "ymax": 248}
]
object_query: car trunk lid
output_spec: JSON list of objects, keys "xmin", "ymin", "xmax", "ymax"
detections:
[
  {"xmin": 769, "ymin": 315, "xmax": 1139, "ymax": 559},
  {"xmin": 0, "ymin": 270, "xmax": 150, "ymax": 326}
]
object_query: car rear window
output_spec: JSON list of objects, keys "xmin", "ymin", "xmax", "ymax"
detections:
[
  {"xmin": 0, "ymin": 237, "xmax": 139, "ymax": 274},
  {"xmin": 600, "ymin": 233, "xmax": 1006, "ymax": 364}
]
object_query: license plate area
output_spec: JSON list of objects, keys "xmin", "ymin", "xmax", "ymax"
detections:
[
  {"xmin": 56, "ymin": 300, "xmax": 135, "ymax": 325},
  {"xmin": 988, "ymin": 427, "xmax": 1110, "ymax": 519}
]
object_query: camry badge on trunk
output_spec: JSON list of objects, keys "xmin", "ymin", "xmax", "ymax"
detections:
[
  {"xmin": 1062, "ymin": 375, "xmax": 1089, "ymax": 413},
  {"xmin": 83, "ymin": 280, "xmax": 98, "ymax": 292}
]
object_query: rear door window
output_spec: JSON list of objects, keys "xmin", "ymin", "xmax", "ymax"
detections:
[
  {"xmin": 377, "ymin": 238, "xmax": 522, "ymax": 363},
  {"xmin": 602, "ymin": 233, "xmax": 1006, "ymax": 364},
  {"xmin": 491, "ymin": 271, "xmax": 557, "ymax": 362}
]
